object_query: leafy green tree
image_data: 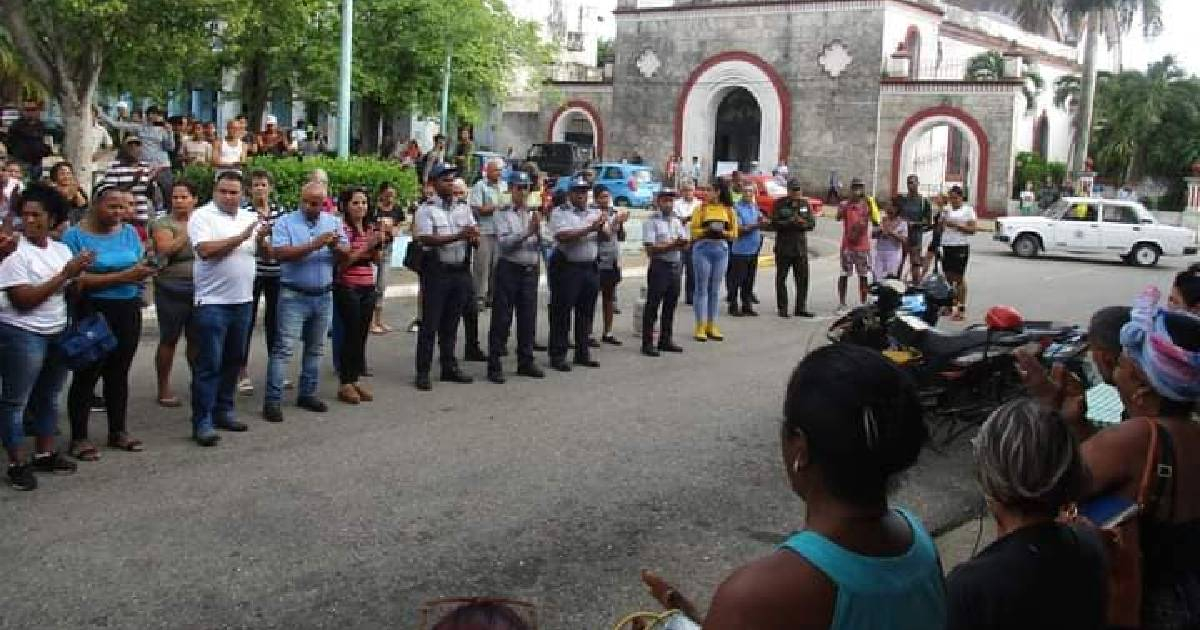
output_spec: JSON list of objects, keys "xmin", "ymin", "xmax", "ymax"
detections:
[
  {"xmin": 0, "ymin": 0, "xmax": 234, "ymax": 185},
  {"xmin": 1013, "ymin": 0, "xmax": 1162, "ymax": 170},
  {"xmin": 963, "ymin": 51, "xmax": 1045, "ymax": 113}
]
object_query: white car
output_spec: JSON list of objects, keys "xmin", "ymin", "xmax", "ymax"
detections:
[{"xmin": 994, "ymin": 198, "xmax": 1198, "ymax": 267}]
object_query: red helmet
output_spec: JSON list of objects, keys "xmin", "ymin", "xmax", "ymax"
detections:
[{"xmin": 985, "ymin": 305, "xmax": 1024, "ymax": 331}]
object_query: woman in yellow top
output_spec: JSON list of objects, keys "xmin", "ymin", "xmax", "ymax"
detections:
[{"xmin": 689, "ymin": 181, "xmax": 738, "ymax": 341}]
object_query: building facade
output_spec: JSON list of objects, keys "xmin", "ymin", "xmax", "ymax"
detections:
[{"xmin": 512, "ymin": 0, "xmax": 1083, "ymax": 216}]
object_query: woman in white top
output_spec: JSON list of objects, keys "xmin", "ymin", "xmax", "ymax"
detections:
[
  {"xmin": 938, "ymin": 185, "xmax": 977, "ymax": 321},
  {"xmin": 212, "ymin": 120, "xmax": 247, "ymax": 170},
  {"xmin": 0, "ymin": 184, "xmax": 93, "ymax": 491}
]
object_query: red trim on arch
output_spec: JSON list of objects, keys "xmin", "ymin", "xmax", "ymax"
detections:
[
  {"xmin": 548, "ymin": 100, "xmax": 604, "ymax": 159},
  {"xmin": 673, "ymin": 51, "xmax": 792, "ymax": 165},
  {"xmin": 891, "ymin": 105, "xmax": 991, "ymax": 216}
]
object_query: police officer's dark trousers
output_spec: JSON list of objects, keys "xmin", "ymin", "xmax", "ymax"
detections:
[
  {"xmin": 415, "ymin": 262, "xmax": 472, "ymax": 376},
  {"xmin": 775, "ymin": 251, "xmax": 809, "ymax": 313},
  {"xmin": 548, "ymin": 261, "xmax": 599, "ymax": 363},
  {"xmin": 642, "ymin": 260, "xmax": 681, "ymax": 348},
  {"xmin": 489, "ymin": 260, "xmax": 539, "ymax": 369}
]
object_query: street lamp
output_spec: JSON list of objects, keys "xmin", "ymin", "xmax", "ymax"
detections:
[{"xmin": 337, "ymin": 0, "xmax": 353, "ymax": 158}]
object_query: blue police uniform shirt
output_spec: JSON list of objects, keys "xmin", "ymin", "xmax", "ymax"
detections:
[{"xmin": 272, "ymin": 210, "xmax": 347, "ymax": 290}]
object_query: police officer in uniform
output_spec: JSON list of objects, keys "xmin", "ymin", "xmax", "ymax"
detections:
[
  {"xmin": 641, "ymin": 189, "xmax": 689, "ymax": 356},
  {"xmin": 412, "ymin": 163, "xmax": 478, "ymax": 390},
  {"xmin": 547, "ymin": 176, "xmax": 610, "ymax": 371},
  {"xmin": 487, "ymin": 171, "xmax": 545, "ymax": 383},
  {"xmin": 770, "ymin": 179, "xmax": 816, "ymax": 318}
]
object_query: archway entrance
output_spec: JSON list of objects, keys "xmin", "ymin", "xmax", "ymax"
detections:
[
  {"xmin": 891, "ymin": 106, "xmax": 990, "ymax": 214},
  {"xmin": 676, "ymin": 52, "xmax": 790, "ymax": 182},
  {"xmin": 559, "ymin": 111, "xmax": 595, "ymax": 149},
  {"xmin": 548, "ymin": 101, "xmax": 604, "ymax": 158},
  {"xmin": 712, "ymin": 88, "xmax": 761, "ymax": 173}
]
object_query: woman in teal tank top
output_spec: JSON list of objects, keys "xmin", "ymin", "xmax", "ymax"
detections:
[{"xmin": 643, "ymin": 344, "xmax": 946, "ymax": 629}]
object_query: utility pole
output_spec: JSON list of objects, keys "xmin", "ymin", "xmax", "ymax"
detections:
[
  {"xmin": 337, "ymin": 0, "xmax": 353, "ymax": 158},
  {"xmin": 439, "ymin": 44, "xmax": 452, "ymax": 140}
]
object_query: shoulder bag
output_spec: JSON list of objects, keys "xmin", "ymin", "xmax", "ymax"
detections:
[{"xmin": 57, "ymin": 296, "xmax": 118, "ymax": 370}]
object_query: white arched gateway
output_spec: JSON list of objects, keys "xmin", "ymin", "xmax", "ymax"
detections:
[{"xmin": 675, "ymin": 52, "xmax": 790, "ymax": 177}]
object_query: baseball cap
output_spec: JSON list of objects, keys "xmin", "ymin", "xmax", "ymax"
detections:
[
  {"xmin": 264, "ymin": 114, "xmax": 278, "ymax": 126},
  {"xmin": 506, "ymin": 170, "xmax": 532, "ymax": 187},
  {"xmin": 429, "ymin": 162, "xmax": 459, "ymax": 179},
  {"xmin": 567, "ymin": 176, "xmax": 591, "ymax": 190}
]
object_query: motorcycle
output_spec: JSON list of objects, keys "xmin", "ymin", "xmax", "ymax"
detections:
[{"xmin": 830, "ymin": 288, "xmax": 1086, "ymax": 446}]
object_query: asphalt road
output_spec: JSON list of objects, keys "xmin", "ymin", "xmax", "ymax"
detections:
[{"xmin": 1, "ymin": 224, "xmax": 1192, "ymax": 630}]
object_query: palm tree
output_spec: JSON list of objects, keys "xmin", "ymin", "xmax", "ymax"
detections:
[
  {"xmin": 964, "ymin": 51, "xmax": 1045, "ymax": 113},
  {"xmin": 1092, "ymin": 56, "xmax": 1192, "ymax": 182},
  {"xmin": 1012, "ymin": 0, "xmax": 1162, "ymax": 171}
]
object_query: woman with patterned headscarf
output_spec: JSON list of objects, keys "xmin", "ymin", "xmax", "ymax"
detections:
[{"xmin": 1017, "ymin": 286, "xmax": 1200, "ymax": 628}]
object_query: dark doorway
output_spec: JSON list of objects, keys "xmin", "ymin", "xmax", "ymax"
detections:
[{"xmin": 712, "ymin": 88, "xmax": 761, "ymax": 174}]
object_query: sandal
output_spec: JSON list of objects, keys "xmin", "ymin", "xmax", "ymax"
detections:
[
  {"xmin": 70, "ymin": 441, "xmax": 101, "ymax": 462},
  {"xmin": 157, "ymin": 396, "xmax": 182, "ymax": 408},
  {"xmin": 107, "ymin": 433, "xmax": 145, "ymax": 452},
  {"xmin": 370, "ymin": 324, "xmax": 388, "ymax": 335},
  {"xmin": 380, "ymin": 323, "xmax": 395, "ymax": 333}
]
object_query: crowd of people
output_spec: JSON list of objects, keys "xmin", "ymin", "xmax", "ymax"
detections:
[{"xmin": 1, "ymin": 100, "xmax": 1199, "ymax": 629}]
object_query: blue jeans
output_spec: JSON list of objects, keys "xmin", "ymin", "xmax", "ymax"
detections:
[
  {"xmin": 190, "ymin": 303, "xmax": 253, "ymax": 436},
  {"xmin": 266, "ymin": 288, "xmax": 332, "ymax": 405},
  {"xmin": 0, "ymin": 322, "xmax": 67, "ymax": 450},
  {"xmin": 692, "ymin": 239, "xmax": 729, "ymax": 323}
]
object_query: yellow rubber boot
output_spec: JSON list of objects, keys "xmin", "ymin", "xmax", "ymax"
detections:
[
  {"xmin": 693, "ymin": 322, "xmax": 709, "ymax": 342},
  {"xmin": 706, "ymin": 322, "xmax": 724, "ymax": 341}
]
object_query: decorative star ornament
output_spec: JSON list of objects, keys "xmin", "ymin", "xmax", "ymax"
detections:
[
  {"xmin": 819, "ymin": 41, "xmax": 852, "ymax": 79},
  {"xmin": 636, "ymin": 49, "xmax": 661, "ymax": 79}
]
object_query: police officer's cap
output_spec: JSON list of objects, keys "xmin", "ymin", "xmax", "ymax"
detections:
[
  {"xmin": 568, "ymin": 176, "xmax": 591, "ymax": 190},
  {"xmin": 506, "ymin": 170, "xmax": 532, "ymax": 187},
  {"xmin": 787, "ymin": 179, "xmax": 804, "ymax": 191},
  {"xmin": 429, "ymin": 162, "xmax": 459, "ymax": 179}
]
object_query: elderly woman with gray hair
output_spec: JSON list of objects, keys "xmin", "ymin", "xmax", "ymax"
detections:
[{"xmin": 945, "ymin": 397, "xmax": 1105, "ymax": 630}]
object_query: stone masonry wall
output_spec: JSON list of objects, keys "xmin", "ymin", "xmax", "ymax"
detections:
[
  {"xmin": 609, "ymin": 4, "xmax": 887, "ymax": 194},
  {"xmin": 875, "ymin": 88, "xmax": 1020, "ymax": 215}
]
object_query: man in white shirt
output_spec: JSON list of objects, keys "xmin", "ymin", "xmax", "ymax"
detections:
[
  {"xmin": 187, "ymin": 171, "xmax": 271, "ymax": 446},
  {"xmin": 673, "ymin": 180, "xmax": 702, "ymax": 305}
]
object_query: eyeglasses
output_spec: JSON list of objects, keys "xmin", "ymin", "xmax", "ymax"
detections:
[{"xmin": 417, "ymin": 597, "xmax": 538, "ymax": 629}]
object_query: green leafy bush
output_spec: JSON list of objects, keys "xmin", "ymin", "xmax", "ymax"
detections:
[
  {"xmin": 1013, "ymin": 152, "xmax": 1067, "ymax": 198},
  {"xmin": 176, "ymin": 156, "xmax": 420, "ymax": 209}
]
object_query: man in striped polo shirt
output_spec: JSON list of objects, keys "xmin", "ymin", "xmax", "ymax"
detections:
[{"xmin": 99, "ymin": 134, "xmax": 155, "ymax": 229}]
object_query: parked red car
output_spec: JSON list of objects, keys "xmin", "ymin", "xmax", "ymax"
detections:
[
  {"xmin": 696, "ymin": 176, "xmax": 824, "ymax": 217},
  {"xmin": 747, "ymin": 175, "xmax": 824, "ymax": 217}
]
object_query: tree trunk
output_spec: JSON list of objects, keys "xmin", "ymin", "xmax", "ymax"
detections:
[
  {"xmin": 241, "ymin": 55, "xmax": 270, "ymax": 133},
  {"xmin": 61, "ymin": 96, "xmax": 99, "ymax": 192},
  {"xmin": 1072, "ymin": 11, "xmax": 1100, "ymax": 173},
  {"xmin": 359, "ymin": 97, "xmax": 382, "ymax": 155}
]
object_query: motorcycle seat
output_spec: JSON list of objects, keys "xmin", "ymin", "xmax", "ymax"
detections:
[{"xmin": 913, "ymin": 327, "xmax": 995, "ymax": 359}]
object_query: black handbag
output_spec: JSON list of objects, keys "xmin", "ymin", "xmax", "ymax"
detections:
[{"xmin": 402, "ymin": 239, "xmax": 425, "ymax": 273}]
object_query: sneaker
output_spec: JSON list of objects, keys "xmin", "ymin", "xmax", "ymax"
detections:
[
  {"xmin": 440, "ymin": 369, "xmax": 474, "ymax": 384},
  {"xmin": 641, "ymin": 345, "xmax": 661, "ymax": 357},
  {"xmin": 415, "ymin": 374, "xmax": 432, "ymax": 391},
  {"xmin": 297, "ymin": 396, "xmax": 329, "ymax": 412},
  {"xmin": 407, "ymin": 319, "xmax": 421, "ymax": 333},
  {"xmin": 283, "ymin": 379, "xmax": 295, "ymax": 390},
  {"xmin": 693, "ymin": 323, "xmax": 708, "ymax": 342},
  {"xmin": 742, "ymin": 308, "xmax": 759, "ymax": 317},
  {"xmin": 337, "ymin": 383, "xmax": 361, "ymax": 405},
  {"xmin": 7, "ymin": 463, "xmax": 36, "ymax": 491},
  {"xmin": 658, "ymin": 342, "xmax": 684, "ymax": 353},
  {"xmin": 705, "ymin": 323, "xmax": 724, "ymax": 341},
  {"xmin": 795, "ymin": 310, "xmax": 815, "ymax": 318},
  {"xmin": 193, "ymin": 432, "xmax": 220, "ymax": 447},
  {"xmin": 31, "ymin": 452, "xmax": 77, "ymax": 475},
  {"xmin": 262, "ymin": 404, "xmax": 284, "ymax": 423},
  {"xmin": 90, "ymin": 395, "xmax": 106, "ymax": 413},
  {"xmin": 237, "ymin": 377, "xmax": 254, "ymax": 395},
  {"xmin": 487, "ymin": 369, "xmax": 506, "ymax": 384},
  {"xmin": 464, "ymin": 346, "xmax": 488, "ymax": 362},
  {"xmin": 601, "ymin": 335, "xmax": 623, "ymax": 346}
]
